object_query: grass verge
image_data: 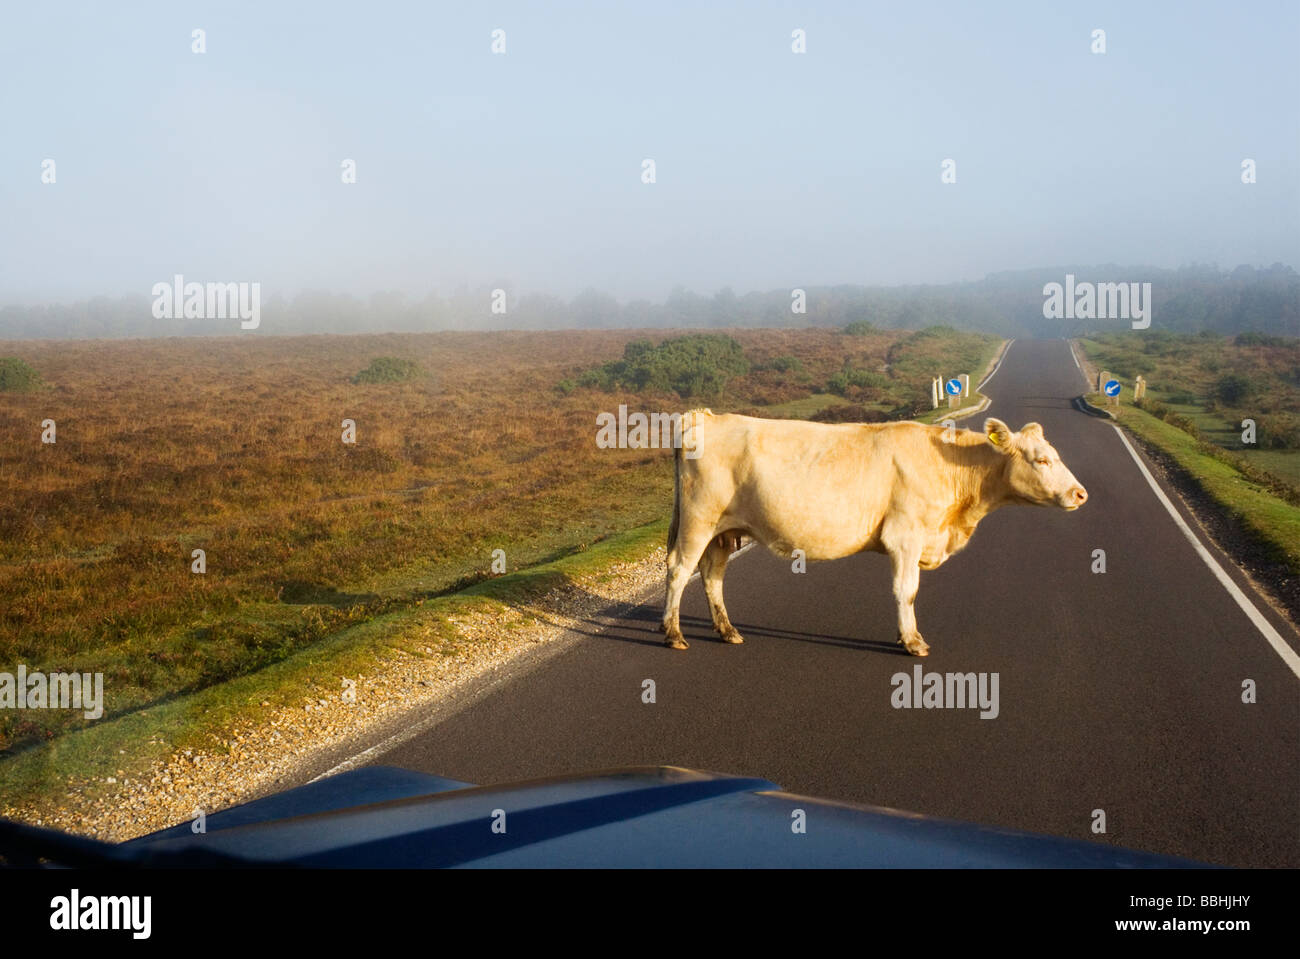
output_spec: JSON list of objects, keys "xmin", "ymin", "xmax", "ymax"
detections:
[
  {"xmin": 1098, "ymin": 396, "xmax": 1300, "ymax": 576},
  {"xmin": 0, "ymin": 518, "xmax": 669, "ymax": 813},
  {"xmin": 914, "ymin": 338, "xmax": 1008, "ymax": 426}
]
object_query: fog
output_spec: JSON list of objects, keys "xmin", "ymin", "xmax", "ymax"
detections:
[{"xmin": 2, "ymin": 1, "xmax": 1297, "ymax": 315}]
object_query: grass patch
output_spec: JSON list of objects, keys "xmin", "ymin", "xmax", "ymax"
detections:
[
  {"xmin": 1239, "ymin": 449, "xmax": 1300, "ymax": 488},
  {"xmin": 753, "ymin": 393, "xmax": 852, "ymax": 419}
]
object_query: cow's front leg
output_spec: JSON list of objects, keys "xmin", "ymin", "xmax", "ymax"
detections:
[{"xmin": 887, "ymin": 537, "xmax": 929, "ymax": 657}]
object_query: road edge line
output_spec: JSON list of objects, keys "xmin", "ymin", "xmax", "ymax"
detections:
[
  {"xmin": 977, "ymin": 338, "xmax": 1014, "ymax": 390},
  {"xmin": 1111, "ymin": 424, "xmax": 1300, "ymax": 679},
  {"xmin": 1066, "ymin": 337, "xmax": 1095, "ymax": 392}
]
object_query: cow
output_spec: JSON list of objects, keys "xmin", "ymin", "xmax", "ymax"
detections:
[{"xmin": 661, "ymin": 411, "xmax": 1087, "ymax": 656}]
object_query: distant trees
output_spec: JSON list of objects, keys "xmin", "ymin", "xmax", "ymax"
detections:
[{"xmin": 2, "ymin": 265, "xmax": 1297, "ymax": 339}]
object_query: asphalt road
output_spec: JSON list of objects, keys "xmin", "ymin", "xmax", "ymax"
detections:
[{"xmin": 356, "ymin": 339, "xmax": 1300, "ymax": 867}]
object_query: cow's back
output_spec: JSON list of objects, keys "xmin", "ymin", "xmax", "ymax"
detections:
[{"xmin": 682, "ymin": 412, "xmax": 948, "ymax": 559}]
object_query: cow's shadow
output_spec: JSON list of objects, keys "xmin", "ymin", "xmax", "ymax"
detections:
[
  {"xmin": 524, "ymin": 600, "xmax": 908, "ymax": 655},
  {"xmin": 485, "ymin": 579, "xmax": 910, "ymax": 656},
  {"xmin": 667, "ymin": 613, "xmax": 909, "ymax": 655},
  {"xmin": 719, "ymin": 618, "xmax": 909, "ymax": 655}
]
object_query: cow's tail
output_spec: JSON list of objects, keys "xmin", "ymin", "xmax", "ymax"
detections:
[
  {"xmin": 666, "ymin": 408, "xmax": 709, "ymax": 555},
  {"xmin": 667, "ymin": 439, "xmax": 682, "ymax": 555}
]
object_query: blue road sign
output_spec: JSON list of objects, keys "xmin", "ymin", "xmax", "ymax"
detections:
[
  {"xmin": 945, "ymin": 378, "xmax": 962, "ymax": 396},
  {"xmin": 1104, "ymin": 379, "xmax": 1121, "ymax": 397}
]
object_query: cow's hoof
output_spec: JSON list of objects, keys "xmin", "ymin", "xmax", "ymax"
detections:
[
  {"xmin": 665, "ymin": 637, "xmax": 689, "ymax": 650},
  {"xmin": 898, "ymin": 634, "xmax": 930, "ymax": 657},
  {"xmin": 720, "ymin": 630, "xmax": 745, "ymax": 645}
]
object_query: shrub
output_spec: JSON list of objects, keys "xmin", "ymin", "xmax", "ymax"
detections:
[
  {"xmin": 1213, "ymin": 372, "xmax": 1255, "ymax": 405},
  {"xmin": 760, "ymin": 355, "xmax": 802, "ymax": 373},
  {"xmin": 826, "ymin": 364, "xmax": 890, "ymax": 396},
  {"xmin": 1235, "ymin": 331, "xmax": 1290, "ymax": 348},
  {"xmin": 352, "ymin": 357, "xmax": 425, "ymax": 384},
  {"xmin": 574, "ymin": 334, "xmax": 749, "ymax": 398},
  {"xmin": 810, "ymin": 404, "xmax": 888, "ymax": 423},
  {"xmin": 909, "ymin": 325, "xmax": 957, "ymax": 339},
  {"xmin": 842, "ymin": 320, "xmax": 875, "ymax": 336},
  {"xmin": 1255, "ymin": 413, "xmax": 1300, "ymax": 450},
  {"xmin": 0, "ymin": 357, "xmax": 44, "ymax": 392}
]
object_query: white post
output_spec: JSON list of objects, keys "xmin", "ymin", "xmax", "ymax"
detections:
[
  {"xmin": 960, "ymin": 373, "xmax": 970, "ymax": 397},
  {"xmin": 931, "ymin": 377, "xmax": 940, "ymax": 409}
]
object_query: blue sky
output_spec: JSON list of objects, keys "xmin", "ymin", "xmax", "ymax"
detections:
[{"xmin": 2, "ymin": 0, "xmax": 1297, "ymax": 302}]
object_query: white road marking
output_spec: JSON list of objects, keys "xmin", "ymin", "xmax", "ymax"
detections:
[
  {"xmin": 977, "ymin": 339, "xmax": 1014, "ymax": 390},
  {"xmin": 1111, "ymin": 424, "xmax": 1300, "ymax": 680},
  {"xmin": 312, "ymin": 724, "xmax": 442, "ymax": 781},
  {"xmin": 1067, "ymin": 338, "xmax": 1093, "ymax": 391}
]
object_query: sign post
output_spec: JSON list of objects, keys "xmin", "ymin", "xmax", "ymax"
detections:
[
  {"xmin": 1104, "ymin": 378, "xmax": 1121, "ymax": 408},
  {"xmin": 945, "ymin": 377, "xmax": 963, "ymax": 409}
]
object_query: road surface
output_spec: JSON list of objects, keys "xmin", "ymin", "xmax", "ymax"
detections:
[{"xmin": 321, "ymin": 338, "xmax": 1299, "ymax": 867}]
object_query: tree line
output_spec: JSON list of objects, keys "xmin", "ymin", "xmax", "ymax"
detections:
[{"xmin": 2, "ymin": 263, "xmax": 1296, "ymax": 340}]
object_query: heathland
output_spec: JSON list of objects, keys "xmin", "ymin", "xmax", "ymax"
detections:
[{"xmin": 0, "ymin": 325, "xmax": 999, "ymax": 762}]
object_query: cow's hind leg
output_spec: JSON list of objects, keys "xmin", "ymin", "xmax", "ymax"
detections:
[
  {"xmin": 886, "ymin": 536, "xmax": 929, "ymax": 657},
  {"xmin": 699, "ymin": 537, "xmax": 743, "ymax": 644},
  {"xmin": 662, "ymin": 526, "xmax": 713, "ymax": 650}
]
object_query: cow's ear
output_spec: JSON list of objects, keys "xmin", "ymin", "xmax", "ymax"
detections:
[
  {"xmin": 984, "ymin": 418, "xmax": 1013, "ymax": 452},
  {"xmin": 1019, "ymin": 422, "xmax": 1043, "ymax": 440}
]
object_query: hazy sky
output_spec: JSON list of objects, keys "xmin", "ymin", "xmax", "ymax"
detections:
[{"xmin": 3, "ymin": 1, "xmax": 1297, "ymax": 304}]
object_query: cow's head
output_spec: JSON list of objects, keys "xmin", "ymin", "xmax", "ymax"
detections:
[{"xmin": 984, "ymin": 418, "xmax": 1088, "ymax": 510}]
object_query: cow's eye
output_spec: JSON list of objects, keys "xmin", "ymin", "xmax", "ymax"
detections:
[{"xmin": 1034, "ymin": 457, "xmax": 1050, "ymax": 467}]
